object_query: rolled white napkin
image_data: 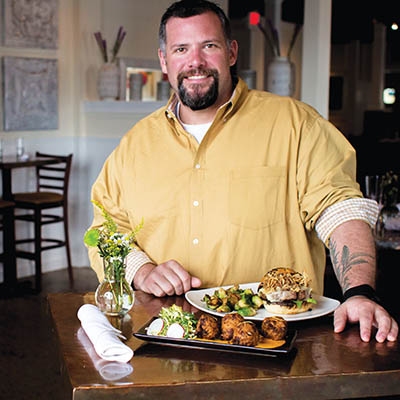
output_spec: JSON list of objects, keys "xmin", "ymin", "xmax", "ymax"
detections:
[
  {"xmin": 77, "ymin": 304, "xmax": 134, "ymax": 363},
  {"xmin": 77, "ymin": 328, "xmax": 133, "ymax": 380}
]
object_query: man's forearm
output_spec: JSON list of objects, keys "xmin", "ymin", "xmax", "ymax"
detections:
[{"xmin": 328, "ymin": 220, "xmax": 377, "ymax": 293}]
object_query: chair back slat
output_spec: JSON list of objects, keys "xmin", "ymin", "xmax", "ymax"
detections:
[{"xmin": 35, "ymin": 152, "xmax": 73, "ymax": 196}]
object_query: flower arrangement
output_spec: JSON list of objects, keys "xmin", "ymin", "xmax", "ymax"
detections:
[
  {"xmin": 84, "ymin": 200, "xmax": 143, "ymax": 315},
  {"xmin": 84, "ymin": 200, "xmax": 143, "ymax": 282},
  {"xmin": 94, "ymin": 26, "xmax": 127, "ymax": 63}
]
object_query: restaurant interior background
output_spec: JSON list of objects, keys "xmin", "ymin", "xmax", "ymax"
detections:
[{"xmin": 0, "ymin": 0, "xmax": 399, "ymax": 283}]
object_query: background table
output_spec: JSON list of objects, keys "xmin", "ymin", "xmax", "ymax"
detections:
[
  {"xmin": 48, "ymin": 291, "xmax": 400, "ymax": 400},
  {"xmin": 0, "ymin": 155, "xmax": 62, "ymax": 293},
  {"xmin": 0, "ymin": 155, "xmax": 62, "ymax": 200}
]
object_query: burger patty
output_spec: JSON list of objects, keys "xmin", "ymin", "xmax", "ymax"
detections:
[
  {"xmin": 264, "ymin": 299, "xmax": 304, "ymax": 308},
  {"xmin": 262, "ymin": 288, "xmax": 312, "ymax": 303}
]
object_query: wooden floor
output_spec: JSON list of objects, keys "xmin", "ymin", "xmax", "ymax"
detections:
[{"xmin": 0, "ymin": 267, "xmax": 98, "ymax": 400}]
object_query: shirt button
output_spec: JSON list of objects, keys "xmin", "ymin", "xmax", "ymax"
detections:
[
  {"xmin": 192, "ymin": 238, "xmax": 199, "ymax": 245},
  {"xmin": 195, "ymin": 163, "xmax": 201, "ymax": 169},
  {"xmin": 193, "ymin": 200, "xmax": 199, "ymax": 207}
]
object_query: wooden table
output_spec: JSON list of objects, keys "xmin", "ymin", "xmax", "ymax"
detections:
[
  {"xmin": 47, "ymin": 291, "xmax": 400, "ymax": 400},
  {"xmin": 0, "ymin": 154, "xmax": 63, "ymax": 200}
]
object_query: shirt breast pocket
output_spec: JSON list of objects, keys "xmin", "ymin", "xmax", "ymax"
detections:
[{"xmin": 229, "ymin": 166, "xmax": 286, "ymax": 229}]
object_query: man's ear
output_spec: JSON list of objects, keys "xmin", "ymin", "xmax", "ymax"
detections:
[
  {"xmin": 158, "ymin": 49, "xmax": 168, "ymax": 74},
  {"xmin": 229, "ymin": 40, "xmax": 239, "ymax": 67}
]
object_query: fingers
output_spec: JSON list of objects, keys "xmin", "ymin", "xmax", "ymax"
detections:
[
  {"xmin": 191, "ymin": 276, "xmax": 202, "ymax": 288},
  {"xmin": 357, "ymin": 306, "xmax": 374, "ymax": 342},
  {"xmin": 386, "ymin": 320, "xmax": 399, "ymax": 342},
  {"xmin": 334, "ymin": 297, "xmax": 399, "ymax": 343},
  {"xmin": 333, "ymin": 304, "xmax": 348, "ymax": 334},
  {"xmin": 374, "ymin": 308, "xmax": 399, "ymax": 343},
  {"xmin": 139, "ymin": 260, "xmax": 201, "ymax": 297}
]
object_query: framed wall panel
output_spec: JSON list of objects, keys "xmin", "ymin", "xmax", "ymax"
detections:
[
  {"xmin": 3, "ymin": 56, "xmax": 58, "ymax": 131},
  {"xmin": 2, "ymin": 0, "xmax": 59, "ymax": 49}
]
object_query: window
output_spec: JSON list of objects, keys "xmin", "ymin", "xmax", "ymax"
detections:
[{"xmin": 383, "ymin": 88, "xmax": 396, "ymax": 105}]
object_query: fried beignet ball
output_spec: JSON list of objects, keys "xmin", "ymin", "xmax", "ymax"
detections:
[
  {"xmin": 195, "ymin": 313, "xmax": 220, "ymax": 339},
  {"xmin": 261, "ymin": 316, "xmax": 288, "ymax": 340},
  {"xmin": 220, "ymin": 312, "xmax": 245, "ymax": 340},
  {"xmin": 230, "ymin": 321, "xmax": 260, "ymax": 346}
]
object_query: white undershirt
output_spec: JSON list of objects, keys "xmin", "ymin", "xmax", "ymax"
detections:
[
  {"xmin": 176, "ymin": 102, "xmax": 212, "ymax": 143},
  {"xmin": 181, "ymin": 122, "xmax": 212, "ymax": 143}
]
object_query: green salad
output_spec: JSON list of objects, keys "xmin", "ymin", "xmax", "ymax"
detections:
[{"xmin": 147, "ymin": 304, "xmax": 198, "ymax": 339}]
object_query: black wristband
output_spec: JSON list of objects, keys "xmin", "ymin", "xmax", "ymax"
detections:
[{"xmin": 343, "ymin": 284, "xmax": 382, "ymax": 305}]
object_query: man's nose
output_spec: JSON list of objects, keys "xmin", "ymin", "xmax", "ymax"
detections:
[{"xmin": 188, "ymin": 47, "xmax": 206, "ymax": 68}]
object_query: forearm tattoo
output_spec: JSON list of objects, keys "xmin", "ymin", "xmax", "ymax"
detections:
[{"xmin": 329, "ymin": 239, "xmax": 374, "ymax": 292}]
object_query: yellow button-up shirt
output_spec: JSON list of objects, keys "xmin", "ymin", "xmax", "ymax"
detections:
[{"xmin": 89, "ymin": 79, "xmax": 364, "ymax": 294}]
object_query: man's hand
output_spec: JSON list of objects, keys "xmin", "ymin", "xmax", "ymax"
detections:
[
  {"xmin": 133, "ymin": 260, "xmax": 202, "ymax": 297},
  {"xmin": 334, "ymin": 296, "xmax": 398, "ymax": 342}
]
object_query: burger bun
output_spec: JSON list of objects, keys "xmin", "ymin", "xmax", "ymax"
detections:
[{"xmin": 263, "ymin": 301, "xmax": 313, "ymax": 315}]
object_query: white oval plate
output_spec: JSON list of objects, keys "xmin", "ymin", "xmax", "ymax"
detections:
[{"xmin": 185, "ymin": 282, "xmax": 340, "ymax": 321}]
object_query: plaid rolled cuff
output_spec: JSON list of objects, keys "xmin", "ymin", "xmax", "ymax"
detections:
[
  {"xmin": 315, "ymin": 198, "xmax": 379, "ymax": 246},
  {"xmin": 125, "ymin": 249, "xmax": 155, "ymax": 285}
]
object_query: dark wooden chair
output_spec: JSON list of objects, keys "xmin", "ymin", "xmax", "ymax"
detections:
[
  {"xmin": 13, "ymin": 152, "xmax": 73, "ymax": 291},
  {"xmin": 0, "ymin": 199, "xmax": 17, "ymax": 292}
]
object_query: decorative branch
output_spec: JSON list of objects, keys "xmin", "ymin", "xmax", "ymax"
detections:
[
  {"xmin": 111, "ymin": 26, "xmax": 127, "ymax": 63},
  {"xmin": 94, "ymin": 26, "xmax": 127, "ymax": 64},
  {"xmin": 256, "ymin": 22, "xmax": 279, "ymax": 58},
  {"xmin": 267, "ymin": 19, "xmax": 281, "ymax": 57},
  {"xmin": 287, "ymin": 24, "xmax": 302, "ymax": 60},
  {"xmin": 94, "ymin": 31, "xmax": 108, "ymax": 63}
]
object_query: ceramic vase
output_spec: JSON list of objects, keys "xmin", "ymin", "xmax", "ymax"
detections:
[
  {"xmin": 156, "ymin": 80, "xmax": 171, "ymax": 101},
  {"xmin": 97, "ymin": 62, "xmax": 120, "ymax": 100},
  {"xmin": 129, "ymin": 73, "xmax": 143, "ymax": 101},
  {"xmin": 267, "ymin": 56, "xmax": 295, "ymax": 97}
]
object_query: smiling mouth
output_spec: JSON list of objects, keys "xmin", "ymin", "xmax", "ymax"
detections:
[
  {"xmin": 181, "ymin": 69, "xmax": 215, "ymax": 83},
  {"xmin": 177, "ymin": 69, "xmax": 218, "ymax": 91},
  {"xmin": 183, "ymin": 74, "xmax": 212, "ymax": 85},
  {"xmin": 186, "ymin": 74, "xmax": 208, "ymax": 80}
]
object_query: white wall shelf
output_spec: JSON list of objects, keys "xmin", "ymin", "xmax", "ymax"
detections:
[{"xmin": 82, "ymin": 100, "xmax": 165, "ymax": 114}]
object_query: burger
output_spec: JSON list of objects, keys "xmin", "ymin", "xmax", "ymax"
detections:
[{"xmin": 257, "ymin": 267, "xmax": 317, "ymax": 315}]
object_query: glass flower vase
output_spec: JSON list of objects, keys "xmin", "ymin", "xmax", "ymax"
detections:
[
  {"xmin": 374, "ymin": 172, "xmax": 400, "ymax": 247},
  {"xmin": 95, "ymin": 259, "xmax": 135, "ymax": 317},
  {"xmin": 375, "ymin": 204, "xmax": 400, "ymax": 244}
]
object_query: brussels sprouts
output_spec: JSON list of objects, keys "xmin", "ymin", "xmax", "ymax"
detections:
[
  {"xmin": 251, "ymin": 295, "xmax": 264, "ymax": 308},
  {"xmin": 202, "ymin": 285, "xmax": 263, "ymax": 315},
  {"xmin": 237, "ymin": 307, "xmax": 257, "ymax": 317}
]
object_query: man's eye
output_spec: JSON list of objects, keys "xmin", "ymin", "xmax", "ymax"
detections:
[{"xmin": 175, "ymin": 47, "xmax": 186, "ymax": 53}]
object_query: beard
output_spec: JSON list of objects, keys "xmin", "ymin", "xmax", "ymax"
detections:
[{"xmin": 177, "ymin": 69, "xmax": 219, "ymax": 110}]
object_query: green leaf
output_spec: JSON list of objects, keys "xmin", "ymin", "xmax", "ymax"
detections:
[
  {"xmin": 83, "ymin": 229, "xmax": 100, "ymax": 247},
  {"xmin": 293, "ymin": 300, "xmax": 303, "ymax": 308}
]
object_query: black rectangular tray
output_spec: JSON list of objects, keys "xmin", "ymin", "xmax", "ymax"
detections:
[{"xmin": 134, "ymin": 318, "xmax": 297, "ymax": 357}]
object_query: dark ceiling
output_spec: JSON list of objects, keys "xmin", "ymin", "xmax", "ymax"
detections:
[{"xmin": 228, "ymin": 0, "xmax": 400, "ymax": 45}]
